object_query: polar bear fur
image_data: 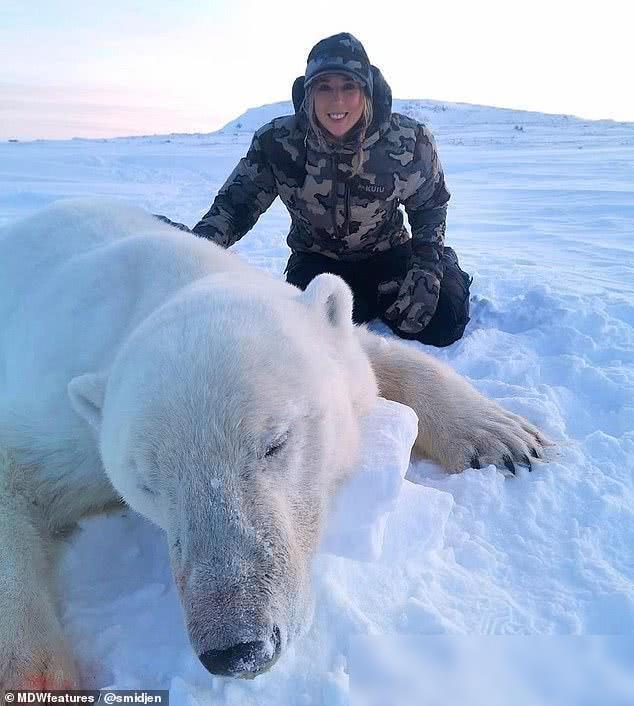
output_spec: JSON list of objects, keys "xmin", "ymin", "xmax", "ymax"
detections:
[{"xmin": 0, "ymin": 200, "xmax": 549, "ymax": 687}]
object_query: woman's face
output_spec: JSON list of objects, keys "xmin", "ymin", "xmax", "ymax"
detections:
[{"xmin": 313, "ymin": 73, "xmax": 364, "ymax": 139}]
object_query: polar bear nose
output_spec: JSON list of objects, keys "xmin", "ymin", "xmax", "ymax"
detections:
[{"xmin": 198, "ymin": 626, "xmax": 281, "ymax": 677}]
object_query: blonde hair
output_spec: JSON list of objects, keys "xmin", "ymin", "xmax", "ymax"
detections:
[{"xmin": 304, "ymin": 84, "xmax": 373, "ymax": 176}]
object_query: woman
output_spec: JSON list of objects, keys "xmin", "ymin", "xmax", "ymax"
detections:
[{"xmin": 166, "ymin": 32, "xmax": 471, "ymax": 346}]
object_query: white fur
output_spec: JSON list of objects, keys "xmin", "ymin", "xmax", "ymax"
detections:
[
  {"xmin": 354, "ymin": 327, "xmax": 550, "ymax": 472},
  {"xmin": 0, "ymin": 200, "xmax": 550, "ymax": 685}
]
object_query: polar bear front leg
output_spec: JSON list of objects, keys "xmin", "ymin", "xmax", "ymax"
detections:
[
  {"xmin": 356, "ymin": 328, "xmax": 553, "ymax": 473},
  {"xmin": 0, "ymin": 452, "xmax": 78, "ymax": 690}
]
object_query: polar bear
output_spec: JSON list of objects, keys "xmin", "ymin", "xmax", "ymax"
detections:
[{"xmin": 0, "ymin": 200, "xmax": 549, "ymax": 688}]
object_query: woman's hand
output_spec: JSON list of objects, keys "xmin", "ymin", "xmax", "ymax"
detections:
[
  {"xmin": 381, "ymin": 266, "xmax": 440, "ymax": 334},
  {"xmin": 153, "ymin": 214, "xmax": 191, "ymax": 232}
]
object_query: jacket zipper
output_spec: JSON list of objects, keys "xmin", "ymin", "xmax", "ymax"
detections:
[
  {"xmin": 344, "ymin": 182, "xmax": 350, "ymax": 237},
  {"xmin": 331, "ymin": 155, "xmax": 338, "ymax": 235}
]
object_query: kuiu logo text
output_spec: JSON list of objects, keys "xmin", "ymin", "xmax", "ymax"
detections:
[{"xmin": 361, "ymin": 185, "xmax": 386, "ymax": 194}]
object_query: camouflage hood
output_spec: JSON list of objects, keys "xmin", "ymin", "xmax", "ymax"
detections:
[{"xmin": 303, "ymin": 32, "xmax": 374, "ymax": 97}]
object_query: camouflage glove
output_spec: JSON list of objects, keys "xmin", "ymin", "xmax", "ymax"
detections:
[
  {"xmin": 153, "ymin": 214, "xmax": 191, "ymax": 233},
  {"xmin": 381, "ymin": 265, "xmax": 440, "ymax": 334}
]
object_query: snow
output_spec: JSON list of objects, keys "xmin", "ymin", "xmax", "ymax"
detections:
[
  {"xmin": 1, "ymin": 98, "xmax": 633, "ymax": 704},
  {"xmin": 322, "ymin": 398, "xmax": 419, "ymax": 562}
]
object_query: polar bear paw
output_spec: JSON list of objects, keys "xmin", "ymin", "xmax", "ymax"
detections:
[
  {"xmin": 433, "ymin": 402, "xmax": 554, "ymax": 474},
  {"xmin": 0, "ymin": 638, "xmax": 78, "ymax": 691}
]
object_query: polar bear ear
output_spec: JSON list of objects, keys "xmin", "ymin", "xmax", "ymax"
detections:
[
  {"xmin": 68, "ymin": 372, "xmax": 108, "ymax": 430},
  {"xmin": 300, "ymin": 273, "xmax": 354, "ymax": 331}
]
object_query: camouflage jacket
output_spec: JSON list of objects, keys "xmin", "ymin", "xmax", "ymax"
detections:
[{"xmin": 193, "ymin": 67, "xmax": 450, "ymax": 282}]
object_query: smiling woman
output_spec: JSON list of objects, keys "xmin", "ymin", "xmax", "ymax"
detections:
[
  {"xmin": 309, "ymin": 75, "xmax": 367, "ymax": 140},
  {"xmin": 171, "ymin": 32, "xmax": 474, "ymax": 348}
]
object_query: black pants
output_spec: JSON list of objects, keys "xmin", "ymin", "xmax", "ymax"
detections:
[{"xmin": 285, "ymin": 242, "xmax": 471, "ymax": 347}]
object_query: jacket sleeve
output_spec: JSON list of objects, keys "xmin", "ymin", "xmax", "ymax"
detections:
[
  {"xmin": 192, "ymin": 127, "xmax": 278, "ymax": 247},
  {"xmin": 402, "ymin": 124, "xmax": 450, "ymax": 284}
]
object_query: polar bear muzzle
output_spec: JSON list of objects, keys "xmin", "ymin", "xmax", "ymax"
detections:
[{"xmin": 198, "ymin": 625, "xmax": 282, "ymax": 678}]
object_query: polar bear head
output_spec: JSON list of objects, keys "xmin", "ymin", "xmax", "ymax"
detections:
[{"xmin": 69, "ymin": 273, "xmax": 377, "ymax": 678}]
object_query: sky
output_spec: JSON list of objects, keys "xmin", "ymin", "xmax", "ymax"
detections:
[{"xmin": 1, "ymin": 0, "xmax": 632, "ymax": 141}]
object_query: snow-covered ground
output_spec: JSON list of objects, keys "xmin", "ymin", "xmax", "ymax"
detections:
[{"xmin": 1, "ymin": 99, "xmax": 633, "ymax": 705}]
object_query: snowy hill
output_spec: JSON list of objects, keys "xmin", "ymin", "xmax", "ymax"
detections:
[
  {"xmin": 219, "ymin": 97, "xmax": 633, "ymax": 145},
  {"xmin": 1, "ymin": 101, "xmax": 633, "ymax": 704},
  {"xmin": 220, "ymin": 97, "xmax": 583, "ymax": 133}
]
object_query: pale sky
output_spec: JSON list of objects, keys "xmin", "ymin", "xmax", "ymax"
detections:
[{"xmin": 1, "ymin": 0, "xmax": 631, "ymax": 140}]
